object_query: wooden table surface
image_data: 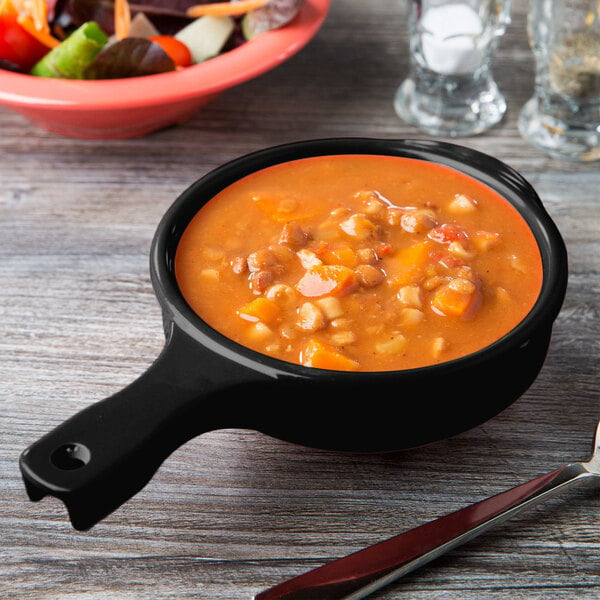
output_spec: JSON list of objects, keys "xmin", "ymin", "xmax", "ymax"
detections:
[{"xmin": 1, "ymin": 1, "xmax": 599, "ymax": 599}]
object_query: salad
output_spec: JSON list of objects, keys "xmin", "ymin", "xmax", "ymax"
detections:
[{"xmin": 0, "ymin": 0, "xmax": 304, "ymax": 78}]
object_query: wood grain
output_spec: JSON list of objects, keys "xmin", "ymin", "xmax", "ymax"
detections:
[{"xmin": 1, "ymin": 1, "xmax": 598, "ymax": 599}]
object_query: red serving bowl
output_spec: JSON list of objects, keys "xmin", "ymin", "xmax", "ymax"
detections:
[{"xmin": 0, "ymin": 0, "xmax": 329, "ymax": 139}]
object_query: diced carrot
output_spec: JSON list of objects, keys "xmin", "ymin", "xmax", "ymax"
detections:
[
  {"xmin": 237, "ymin": 296, "xmax": 280, "ymax": 324},
  {"xmin": 431, "ymin": 279, "xmax": 481, "ymax": 319},
  {"xmin": 296, "ymin": 265, "xmax": 357, "ymax": 298},
  {"xmin": 301, "ymin": 338, "xmax": 359, "ymax": 371},
  {"xmin": 187, "ymin": 0, "xmax": 269, "ymax": 19},
  {"xmin": 320, "ymin": 245, "xmax": 357, "ymax": 267},
  {"xmin": 385, "ymin": 240, "xmax": 432, "ymax": 285},
  {"xmin": 251, "ymin": 193, "xmax": 316, "ymax": 223}
]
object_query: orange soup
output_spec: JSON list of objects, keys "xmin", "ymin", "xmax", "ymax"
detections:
[{"xmin": 175, "ymin": 155, "xmax": 543, "ymax": 371}]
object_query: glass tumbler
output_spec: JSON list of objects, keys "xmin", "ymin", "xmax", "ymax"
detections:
[
  {"xmin": 394, "ymin": 0, "xmax": 511, "ymax": 137},
  {"xmin": 518, "ymin": 0, "xmax": 600, "ymax": 161}
]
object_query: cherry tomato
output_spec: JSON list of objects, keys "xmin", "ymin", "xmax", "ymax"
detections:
[
  {"xmin": 0, "ymin": 13, "xmax": 49, "ymax": 70},
  {"xmin": 149, "ymin": 35, "xmax": 192, "ymax": 68}
]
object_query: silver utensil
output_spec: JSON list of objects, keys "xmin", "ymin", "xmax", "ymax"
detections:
[{"xmin": 255, "ymin": 419, "xmax": 600, "ymax": 600}]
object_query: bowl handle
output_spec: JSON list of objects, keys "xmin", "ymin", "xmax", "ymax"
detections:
[{"xmin": 19, "ymin": 323, "xmax": 257, "ymax": 530}]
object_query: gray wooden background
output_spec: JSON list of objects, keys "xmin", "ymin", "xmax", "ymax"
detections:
[{"xmin": 1, "ymin": 1, "xmax": 598, "ymax": 599}]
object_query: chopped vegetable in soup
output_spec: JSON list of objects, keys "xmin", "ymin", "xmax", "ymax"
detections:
[{"xmin": 175, "ymin": 155, "xmax": 543, "ymax": 372}]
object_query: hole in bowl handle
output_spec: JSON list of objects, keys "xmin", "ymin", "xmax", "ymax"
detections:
[{"xmin": 19, "ymin": 324, "xmax": 246, "ymax": 530}]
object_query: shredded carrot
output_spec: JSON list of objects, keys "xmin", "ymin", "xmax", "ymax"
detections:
[
  {"xmin": 187, "ymin": 0, "xmax": 269, "ymax": 19},
  {"xmin": 5, "ymin": 0, "xmax": 61, "ymax": 48},
  {"xmin": 114, "ymin": 0, "xmax": 131, "ymax": 40},
  {"xmin": 17, "ymin": 14, "xmax": 60, "ymax": 47}
]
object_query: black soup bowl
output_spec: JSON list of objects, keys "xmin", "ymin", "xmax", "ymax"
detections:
[{"xmin": 20, "ymin": 138, "xmax": 568, "ymax": 530}]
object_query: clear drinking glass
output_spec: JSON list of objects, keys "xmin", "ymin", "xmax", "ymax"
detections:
[
  {"xmin": 394, "ymin": 0, "xmax": 511, "ymax": 137},
  {"xmin": 518, "ymin": 0, "xmax": 600, "ymax": 161}
]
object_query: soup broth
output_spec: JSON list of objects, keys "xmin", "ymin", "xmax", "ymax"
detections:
[{"xmin": 175, "ymin": 155, "xmax": 543, "ymax": 371}]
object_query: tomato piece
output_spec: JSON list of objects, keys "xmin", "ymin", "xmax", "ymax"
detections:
[
  {"xmin": 0, "ymin": 13, "xmax": 49, "ymax": 70},
  {"xmin": 428, "ymin": 223, "xmax": 468, "ymax": 245},
  {"xmin": 149, "ymin": 35, "xmax": 192, "ymax": 68}
]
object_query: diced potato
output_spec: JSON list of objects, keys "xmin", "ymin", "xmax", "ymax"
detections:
[
  {"xmin": 265, "ymin": 343, "xmax": 281, "ymax": 353},
  {"xmin": 472, "ymin": 230, "xmax": 501, "ymax": 252},
  {"xmin": 249, "ymin": 322, "xmax": 273, "ymax": 341},
  {"xmin": 366, "ymin": 324, "xmax": 385, "ymax": 336},
  {"xmin": 422, "ymin": 276, "xmax": 445, "ymax": 291},
  {"xmin": 449, "ymin": 278, "xmax": 477, "ymax": 294},
  {"xmin": 314, "ymin": 221, "xmax": 342, "ymax": 242},
  {"xmin": 431, "ymin": 337, "xmax": 448, "ymax": 359},
  {"xmin": 301, "ymin": 338, "xmax": 359, "ymax": 371},
  {"xmin": 375, "ymin": 334, "xmax": 407, "ymax": 355},
  {"xmin": 297, "ymin": 302, "xmax": 327, "ymax": 332},
  {"xmin": 175, "ymin": 15, "xmax": 235, "ymax": 64},
  {"xmin": 331, "ymin": 317, "xmax": 353, "ymax": 330},
  {"xmin": 448, "ymin": 241, "xmax": 474, "ymax": 259},
  {"xmin": 510, "ymin": 254, "xmax": 528, "ymax": 273},
  {"xmin": 397, "ymin": 285, "xmax": 423, "ymax": 307},
  {"xmin": 297, "ymin": 248, "xmax": 322, "ymax": 269},
  {"xmin": 201, "ymin": 247, "xmax": 225, "ymax": 261},
  {"xmin": 315, "ymin": 296, "xmax": 344, "ymax": 320},
  {"xmin": 339, "ymin": 213, "xmax": 379, "ymax": 240},
  {"xmin": 455, "ymin": 266, "xmax": 477, "ymax": 281},
  {"xmin": 495, "ymin": 286, "xmax": 512, "ymax": 303},
  {"xmin": 448, "ymin": 193, "xmax": 478, "ymax": 213},
  {"xmin": 199, "ymin": 268, "xmax": 220, "ymax": 282},
  {"xmin": 399, "ymin": 307, "xmax": 425, "ymax": 327},
  {"xmin": 238, "ymin": 297, "xmax": 281, "ymax": 324},
  {"xmin": 329, "ymin": 331, "xmax": 357, "ymax": 346}
]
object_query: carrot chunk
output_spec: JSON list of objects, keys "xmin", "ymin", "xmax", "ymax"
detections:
[
  {"xmin": 296, "ymin": 265, "xmax": 357, "ymax": 298},
  {"xmin": 301, "ymin": 339, "xmax": 359, "ymax": 371},
  {"xmin": 238, "ymin": 296, "xmax": 280, "ymax": 324},
  {"xmin": 320, "ymin": 245, "xmax": 357, "ymax": 267},
  {"xmin": 386, "ymin": 240, "xmax": 432, "ymax": 285},
  {"xmin": 431, "ymin": 279, "xmax": 481, "ymax": 319},
  {"xmin": 251, "ymin": 193, "xmax": 316, "ymax": 223}
]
